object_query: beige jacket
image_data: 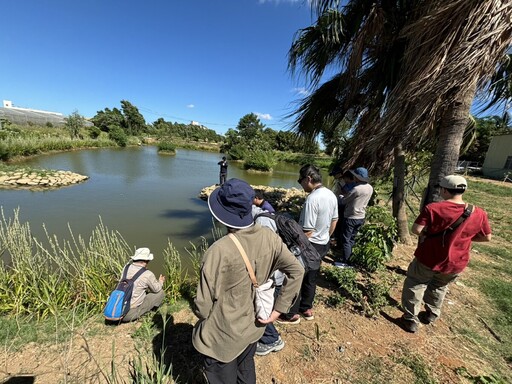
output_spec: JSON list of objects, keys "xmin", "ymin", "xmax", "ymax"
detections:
[
  {"xmin": 124, "ymin": 264, "xmax": 163, "ymax": 308},
  {"xmin": 192, "ymin": 224, "xmax": 304, "ymax": 362}
]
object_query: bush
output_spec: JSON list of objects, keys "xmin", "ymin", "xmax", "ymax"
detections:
[
  {"xmin": 88, "ymin": 126, "xmax": 101, "ymax": 139},
  {"xmin": 243, "ymin": 150, "xmax": 277, "ymax": 171},
  {"xmin": 157, "ymin": 140, "xmax": 176, "ymax": 153},
  {"xmin": 322, "ymin": 265, "xmax": 362, "ymax": 302},
  {"xmin": 351, "ymin": 206, "xmax": 397, "ymax": 272},
  {"xmin": 227, "ymin": 143, "xmax": 248, "ymax": 160},
  {"xmin": 108, "ymin": 126, "xmax": 127, "ymax": 147}
]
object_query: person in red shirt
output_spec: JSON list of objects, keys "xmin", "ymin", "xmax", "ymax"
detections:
[{"xmin": 400, "ymin": 175, "xmax": 491, "ymax": 333}]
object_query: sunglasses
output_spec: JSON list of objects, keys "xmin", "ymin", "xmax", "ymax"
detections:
[{"xmin": 297, "ymin": 175, "xmax": 307, "ymax": 184}]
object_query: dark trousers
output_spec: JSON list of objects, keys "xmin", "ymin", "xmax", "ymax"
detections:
[
  {"xmin": 340, "ymin": 218, "xmax": 364, "ymax": 262},
  {"xmin": 287, "ymin": 242, "xmax": 329, "ymax": 317},
  {"xmin": 203, "ymin": 343, "xmax": 257, "ymax": 384},
  {"xmin": 259, "ymin": 323, "xmax": 279, "ymax": 344},
  {"xmin": 219, "ymin": 172, "xmax": 227, "ymax": 185},
  {"xmin": 332, "ymin": 197, "xmax": 345, "ymax": 248}
]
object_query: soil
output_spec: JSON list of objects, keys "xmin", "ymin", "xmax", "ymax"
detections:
[{"xmin": 0, "ymin": 243, "xmax": 508, "ymax": 384}]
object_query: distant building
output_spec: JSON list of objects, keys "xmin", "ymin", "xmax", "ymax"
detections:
[
  {"xmin": 482, "ymin": 133, "xmax": 512, "ymax": 180},
  {"xmin": 0, "ymin": 100, "xmax": 92, "ymax": 127}
]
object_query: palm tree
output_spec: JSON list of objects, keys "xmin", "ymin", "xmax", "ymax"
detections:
[{"xmin": 289, "ymin": 0, "xmax": 512, "ymax": 206}]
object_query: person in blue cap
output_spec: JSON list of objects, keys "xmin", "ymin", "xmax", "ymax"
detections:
[
  {"xmin": 192, "ymin": 178, "xmax": 303, "ymax": 384},
  {"xmin": 335, "ymin": 167, "xmax": 373, "ymax": 267}
]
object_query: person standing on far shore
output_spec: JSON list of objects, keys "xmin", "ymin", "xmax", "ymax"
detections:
[{"xmin": 218, "ymin": 156, "xmax": 228, "ymax": 185}]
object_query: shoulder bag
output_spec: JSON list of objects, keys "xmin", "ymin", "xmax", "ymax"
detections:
[{"xmin": 228, "ymin": 233, "xmax": 275, "ymax": 320}]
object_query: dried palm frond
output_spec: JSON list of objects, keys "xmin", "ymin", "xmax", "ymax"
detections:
[{"xmin": 362, "ymin": 0, "xmax": 512, "ymax": 158}]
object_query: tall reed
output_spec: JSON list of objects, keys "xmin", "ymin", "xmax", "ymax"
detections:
[{"xmin": 0, "ymin": 208, "xmax": 203, "ymax": 319}]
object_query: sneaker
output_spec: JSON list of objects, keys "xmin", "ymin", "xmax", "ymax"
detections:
[
  {"xmin": 276, "ymin": 314, "xmax": 301, "ymax": 325},
  {"xmin": 255, "ymin": 337, "xmax": 285, "ymax": 356},
  {"xmin": 334, "ymin": 262, "xmax": 352, "ymax": 268},
  {"xmin": 301, "ymin": 309, "xmax": 314, "ymax": 321},
  {"xmin": 400, "ymin": 317, "xmax": 418, "ymax": 333},
  {"xmin": 419, "ymin": 311, "xmax": 438, "ymax": 325}
]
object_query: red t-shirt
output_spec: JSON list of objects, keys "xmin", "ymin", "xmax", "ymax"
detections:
[{"xmin": 414, "ymin": 201, "xmax": 491, "ymax": 274}]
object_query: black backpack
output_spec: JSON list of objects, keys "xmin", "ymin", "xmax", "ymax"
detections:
[
  {"xmin": 103, "ymin": 264, "xmax": 146, "ymax": 321},
  {"xmin": 255, "ymin": 212, "xmax": 321, "ymax": 271}
]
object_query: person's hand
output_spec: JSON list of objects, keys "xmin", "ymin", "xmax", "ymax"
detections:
[
  {"xmin": 257, "ymin": 310, "xmax": 281, "ymax": 325},
  {"xmin": 159, "ymin": 274, "xmax": 166, "ymax": 283}
]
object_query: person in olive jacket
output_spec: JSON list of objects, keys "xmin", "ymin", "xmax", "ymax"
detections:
[{"xmin": 192, "ymin": 178, "xmax": 304, "ymax": 384}]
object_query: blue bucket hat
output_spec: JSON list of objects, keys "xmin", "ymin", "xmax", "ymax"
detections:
[
  {"xmin": 208, "ymin": 178, "xmax": 255, "ymax": 229},
  {"xmin": 349, "ymin": 167, "xmax": 369, "ymax": 182}
]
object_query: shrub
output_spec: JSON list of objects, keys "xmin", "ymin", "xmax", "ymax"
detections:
[
  {"xmin": 351, "ymin": 206, "xmax": 397, "ymax": 272},
  {"xmin": 322, "ymin": 265, "xmax": 362, "ymax": 302},
  {"xmin": 88, "ymin": 126, "xmax": 101, "ymax": 139},
  {"xmin": 108, "ymin": 125, "xmax": 128, "ymax": 147},
  {"xmin": 157, "ymin": 140, "xmax": 176, "ymax": 153},
  {"xmin": 243, "ymin": 150, "xmax": 277, "ymax": 171},
  {"xmin": 361, "ymin": 278, "xmax": 391, "ymax": 317},
  {"xmin": 227, "ymin": 143, "xmax": 248, "ymax": 160}
]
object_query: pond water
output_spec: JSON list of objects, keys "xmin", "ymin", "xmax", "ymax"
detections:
[{"xmin": 1, "ymin": 147, "xmax": 324, "ymax": 273}]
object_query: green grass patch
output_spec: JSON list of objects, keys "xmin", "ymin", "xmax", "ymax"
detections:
[{"xmin": 394, "ymin": 351, "xmax": 438, "ymax": 384}]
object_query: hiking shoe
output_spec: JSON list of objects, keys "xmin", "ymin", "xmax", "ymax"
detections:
[
  {"xmin": 255, "ymin": 337, "xmax": 285, "ymax": 356},
  {"xmin": 276, "ymin": 314, "xmax": 301, "ymax": 325},
  {"xmin": 419, "ymin": 311, "xmax": 438, "ymax": 325},
  {"xmin": 334, "ymin": 262, "xmax": 353, "ymax": 269},
  {"xmin": 400, "ymin": 317, "xmax": 418, "ymax": 333},
  {"xmin": 301, "ymin": 309, "xmax": 314, "ymax": 321}
]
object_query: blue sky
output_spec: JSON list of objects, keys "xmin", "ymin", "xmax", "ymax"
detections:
[{"xmin": 0, "ymin": 0, "xmax": 315, "ymax": 134}]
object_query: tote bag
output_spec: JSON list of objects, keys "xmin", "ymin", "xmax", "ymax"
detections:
[{"xmin": 228, "ymin": 234, "xmax": 275, "ymax": 320}]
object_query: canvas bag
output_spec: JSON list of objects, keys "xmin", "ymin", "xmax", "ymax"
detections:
[
  {"xmin": 103, "ymin": 264, "xmax": 146, "ymax": 321},
  {"xmin": 228, "ymin": 233, "xmax": 275, "ymax": 320}
]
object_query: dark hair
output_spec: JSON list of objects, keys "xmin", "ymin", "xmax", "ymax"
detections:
[
  {"xmin": 254, "ymin": 190, "xmax": 264, "ymax": 200},
  {"xmin": 222, "ymin": 156, "xmax": 226, "ymax": 160},
  {"xmin": 299, "ymin": 164, "xmax": 322, "ymax": 184},
  {"xmin": 444, "ymin": 187, "xmax": 465, "ymax": 195},
  {"xmin": 342, "ymin": 171, "xmax": 355, "ymax": 180}
]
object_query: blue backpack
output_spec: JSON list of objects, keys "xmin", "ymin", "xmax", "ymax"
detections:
[{"xmin": 103, "ymin": 264, "xmax": 146, "ymax": 321}]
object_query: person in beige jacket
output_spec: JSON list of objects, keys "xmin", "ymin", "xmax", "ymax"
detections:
[
  {"xmin": 192, "ymin": 178, "xmax": 304, "ymax": 384},
  {"xmin": 121, "ymin": 247, "xmax": 165, "ymax": 322}
]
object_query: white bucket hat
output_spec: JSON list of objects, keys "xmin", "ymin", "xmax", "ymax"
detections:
[{"xmin": 131, "ymin": 247, "xmax": 154, "ymax": 261}]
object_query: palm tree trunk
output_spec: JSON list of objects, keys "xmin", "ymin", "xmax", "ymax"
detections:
[
  {"xmin": 392, "ymin": 145, "xmax": 413, "ymax": 245},
  {"xmin": 422, "ymin": 82, "xmax": 478, "ymax": 208}
]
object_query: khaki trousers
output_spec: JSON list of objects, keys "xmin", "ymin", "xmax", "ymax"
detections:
[
  {"xmin": 122, "ymin": 290, "xmax": 165, "ymax": 322},
  {"xmin": 401, "ymin": 258, "xmax": 459, "ymax": 324}
]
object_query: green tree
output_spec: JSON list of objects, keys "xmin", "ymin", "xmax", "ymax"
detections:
[
  {"xmin": 120, "ymin": 100, "xmax": 147, "ymax": 136},
  {"xmin": 65, "ymin": 110, "xmax": 85, "ymax": 138},
  {"xmin": 91, "ymin": 108, "xmax": 124, "ymax": 132},
  {"xmin": 237, "ymin": 113, "xmax": 265, "ymax": 140}
]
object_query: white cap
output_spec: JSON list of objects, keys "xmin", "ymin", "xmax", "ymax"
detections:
[{"xmin": 131, "ymin": 247, "xmax": 154, "ymax": 261}]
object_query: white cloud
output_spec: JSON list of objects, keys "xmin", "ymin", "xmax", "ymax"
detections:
[
  {"xmin": 292, "ymin": 87, "xmax": 310, "ymax": 96},
  {"xmin": 186, "ymin": 104, "xmax": 195, "ymax": 108},
  {"xmin": 255, "ymin": 112, "xmax": 273, "ymax": 120}
]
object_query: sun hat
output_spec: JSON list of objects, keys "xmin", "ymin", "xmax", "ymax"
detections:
[
  {"xmin": 131, "ymin": 247, "xmax": 154, "ymax": 261},
  {"xmin": 349, "ymin": 167, "xmax": 370, "ymax": 182},
  {"xmin": 208, "ymin": 178, "xmax": 255, "ymax": 229},
  {"xmin": 438, "ymin": 175, "xmax": 467, "ymax": 190}
]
